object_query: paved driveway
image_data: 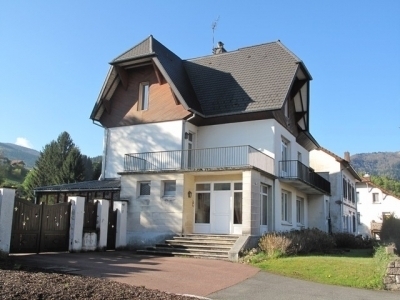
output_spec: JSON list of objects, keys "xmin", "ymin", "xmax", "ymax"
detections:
[{"xmin": 13, "ymin": 251, "xmax": 400, "ymax": 300}]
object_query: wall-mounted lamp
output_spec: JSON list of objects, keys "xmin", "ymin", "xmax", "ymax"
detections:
[{"xmin": 188, "ymin": 191, "xmax": 192, "ymax": 198}]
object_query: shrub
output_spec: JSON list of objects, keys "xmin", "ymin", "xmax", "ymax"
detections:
[
  {"xmin": 259, "ymin": 228, "xmax": 335, "ymax": 257},
  {"xmin": 380, "ymin": 214, "xmax": 400, "ymax": 252},
  {"xmin": 332, "ymin": 233, "xmax": 376, "ymax": 249}
]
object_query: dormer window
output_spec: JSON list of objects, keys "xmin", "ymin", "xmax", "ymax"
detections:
[{"xmin": 138, "ymin": 82, "xmax": 149, "ymax": 111}]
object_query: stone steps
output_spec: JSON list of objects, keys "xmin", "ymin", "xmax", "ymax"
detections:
[{"xmin": 136, "ymin": 234, "xmax": 240, "ymax": 260}]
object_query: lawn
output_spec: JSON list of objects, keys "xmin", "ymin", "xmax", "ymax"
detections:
[{"xmin": 249, "ymin": 248, "xmax": 390, "ymax": 289}]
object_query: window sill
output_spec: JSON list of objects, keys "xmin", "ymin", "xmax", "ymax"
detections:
[
  {"xmin": 162, "ymin": 196, "xmax": 175, "ymax": 202},
  {"xmin": 281, "ymin": 221, "xmax": 292, "ymax": 226}
]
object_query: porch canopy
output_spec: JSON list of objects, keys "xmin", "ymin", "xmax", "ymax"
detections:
[{"xmin": 34, "ymin": 179, "xmax": 120, "ymax": 204}]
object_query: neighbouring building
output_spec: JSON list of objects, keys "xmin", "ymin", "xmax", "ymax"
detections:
[
  {"xmin": 357, "ymin": 174, "xmax": 400, "ymax": 238},
  {"xmin": 310, "ymin": 148, "xmax": 361, "ymax": 234},
  {"xmin": 89, "ymin": 35, "xmax": 330, "ymax": 249}
]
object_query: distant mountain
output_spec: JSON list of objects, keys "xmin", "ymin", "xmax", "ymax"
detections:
[
  {"xmin": 0, "ymin": 143, "xmax": 40, "ymax": 169},
  {"xmin": 351, "ymin": 151, "xmax": 400, "ymax": 180}
]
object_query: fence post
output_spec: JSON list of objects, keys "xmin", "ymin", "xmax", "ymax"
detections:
[
  {"xmin": 114, "ymin": 200, "xmax": 128, "ymax": 249},
  {"xmin": 68, "ymin": 196, "xmax": 85, "ymax": 252},
  {"xmin": 0, "ymin": 188, "xmax": 16, "ymax": 254},
  {"xmin": 95, "ymin": 199, "xmax": 109, "ymax": 251}
]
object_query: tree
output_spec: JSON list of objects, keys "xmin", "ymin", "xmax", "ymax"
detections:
[{"xmin": 23, "ymin": 132, "xmax": 86, "ymax": 193}]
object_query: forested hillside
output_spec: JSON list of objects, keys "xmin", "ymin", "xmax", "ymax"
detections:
[
  {"xmin": 0, "ymin": 142, "xmax": 39, "ymax": 169},
  {"xmin": 351, "ymin": 151, "xmax": 400, "ymax": 181}
]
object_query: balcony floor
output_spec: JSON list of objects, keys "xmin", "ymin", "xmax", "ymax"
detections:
[{"xmin": 280, "ymin": 177, "xmax": 328, "ymax": 195}]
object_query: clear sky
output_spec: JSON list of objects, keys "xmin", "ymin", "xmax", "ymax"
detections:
[{"xmin": 1, "ymin": 1, "xmax": 399, "ymax": 158}]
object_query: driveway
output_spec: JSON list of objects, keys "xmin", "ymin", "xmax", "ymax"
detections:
[{"xmin": 13, "ymin": 251, "xmax": 399, "ymax": 300}]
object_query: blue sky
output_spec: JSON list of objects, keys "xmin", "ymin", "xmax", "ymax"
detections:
[{"xmin": 1, "ymin": 1, "xmax": 399, "ymax": 158}]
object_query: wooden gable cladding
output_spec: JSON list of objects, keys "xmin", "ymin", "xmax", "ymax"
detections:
[{"xmin": 100, "ymin": 65, "xmax": 191, "ymax": 127}]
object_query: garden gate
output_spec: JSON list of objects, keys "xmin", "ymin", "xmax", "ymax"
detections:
[{"xmin": 10, "ymin": 198, "xmax": 71, "ymax": 253}]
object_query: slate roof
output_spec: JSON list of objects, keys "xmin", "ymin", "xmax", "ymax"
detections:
[
  {"xmin": 183, "ymin": 41, "xmax": 304, "ymax": 116},
  {"xmin": 34, "ymin": 179, "xmax": 120, "ymax": 192},
  {"xmin": 106, "ymin": 36, "xmax": 307, "ymax": 118}
]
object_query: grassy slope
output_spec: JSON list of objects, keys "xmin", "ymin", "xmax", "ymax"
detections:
[{"xmin": 250, "ymin": 249, "xmax": 390, "ymax": 290}]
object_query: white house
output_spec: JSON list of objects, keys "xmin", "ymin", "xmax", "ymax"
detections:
[
  {"xmin": 310, "ymin": 148, "xmax": 361, "ymax": 234},
  {"xmin": 89, "ymin": 36, "xmax": 331, "ymax": 249},
  {"xmin": 357, "ymin": 175, "xmax": 400, "ymax": 238}
]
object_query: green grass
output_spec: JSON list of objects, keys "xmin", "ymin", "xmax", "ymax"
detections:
[{"xmin": 249, "ymin": 248, "xmax": 391, "ymax": 290}]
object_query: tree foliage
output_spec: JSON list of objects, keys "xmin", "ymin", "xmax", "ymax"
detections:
[
  {"xmin": 370, "ymin": 175, "xmax": 400, "ymax": 198},
  {"xmin": 23, "ymin": 132, "xmax": 85, "ymax": 194}
]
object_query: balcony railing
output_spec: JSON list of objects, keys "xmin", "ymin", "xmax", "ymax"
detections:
[
  {"xmin": 124, "ymin": 145, "xmax": 274, "ymax": 174},
  {"xmin": 279, "ymin": 160, "xmax": 331, "ymax": 195},
  {"xmin": 371, "ymin": 221, "xmax": 382, "ymax": 232}
]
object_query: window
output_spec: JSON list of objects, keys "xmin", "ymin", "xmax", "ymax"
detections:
[
  {"xmin": 214, "ymin": 183, "xmax": 231, "ymax": 190},
  {"xmin": 351, "ymin": 185, "xmax": 355, "ymax": 203},
  {"xmin": 356, "ymin": 192, "xmax": 360, "ymax": 203},
  {"xmin": 281, "ymin": 139, "xmax": 289, "ymax": 174},
  {"xmin": 233, "ymin": 192, "xmax": 242, "ymax": 224},
  {"xmin": 296, "ymin": 197, "xmax": 304, "ymax": 224},
  {"xmin": 343, "ymin": 178, "xmax": 347, "ymax": 199},
  {"xmin": 139, "ymin": 182, "xmax": 151, "ymax": 196},
  {"xmin": 138, "ymin": 82, "xmax": 149, "ymax": 111},
  {"xmin": 372, "ymin": 193, "xmax": 379, "ymax": 203},
  {"xmin": 163, "ymin": 180, "xmax": 176, "ymax": 196},
  {"xmin": 347, "ymin": 181, "xmax": 352, "ymax": 201},
  {"xmin": 281, "ymin": 191, "xmax": 291, "ymax": 222},
  {"xmin": 260, "ymin": 185, "xmax": 269, "ymax": 225},
  {"xmin": 352, "ymin": 214, "xmax": 356, "ymax": 232},
  {"xmin": 195, "ymin": 193, "xmax": 210, "ymax": 223}
]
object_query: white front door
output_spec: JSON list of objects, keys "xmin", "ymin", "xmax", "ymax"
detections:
[{"xmin": 211, "ymin": 190, "xmax": 231, "ymax": 234}]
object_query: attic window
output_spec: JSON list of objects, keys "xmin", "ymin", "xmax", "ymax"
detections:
[
  {"xmin": 283, "ymin": 99, "xmax": 289, "ymax": 118},
  {"xmin": 138, "ymin": 82, "xmax": 149, "ymax": 111}
]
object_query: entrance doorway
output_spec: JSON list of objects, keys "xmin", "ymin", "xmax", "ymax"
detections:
[{"xmin": 211, "ymin": 190, "xmax": 231, "ymax": 234}]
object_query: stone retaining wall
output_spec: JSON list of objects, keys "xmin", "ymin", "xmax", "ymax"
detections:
[{"xmin": 384, "ymin": 259, "xmax": 400, "ymax": 291}]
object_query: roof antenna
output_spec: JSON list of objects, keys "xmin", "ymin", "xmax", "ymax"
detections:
[{"xmin": 211, "ymin": 16, "xmax": 220, "ymax": 54}]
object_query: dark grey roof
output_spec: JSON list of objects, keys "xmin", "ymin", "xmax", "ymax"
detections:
[
  {"xmin": 112, "ymin": 36, "xmax": 154, "ymax": 63},
  {"xmin": 183, "ymin": 41, "xmax": 303, "ymax": 116},
  {"xmin": 111, "ymin": 36, "xmax": 202, "ymax": 113},
  {"xmin": 34, "ymin": 179, "xmax": 120, "ymax": 192}
]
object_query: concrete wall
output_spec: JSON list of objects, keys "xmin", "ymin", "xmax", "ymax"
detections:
[
  {"xmin": 357, "ymin": 182, "xmax": 400, "ymax": 237},
  {"xmin": 102, "ymin": 120, "xmax": 184, "ymax": 178},
  {"xmin": 310, "ymin": 149, "xmax": 358, "ymax": 234},
  {"xmin": 0, "ymin": 188, "xmax": 15, "ymax": 254},
  {"xmin": 121, "ymin": 173, "xmax": 185, "ymax": 249}
]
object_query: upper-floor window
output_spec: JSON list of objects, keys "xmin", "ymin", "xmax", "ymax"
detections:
[
  {"xmin": 281, "ymin": 138, "xmax": 289, "ymax": 174},
  {"xmin": 343, "ymin": 177, "xmax": 348, "ymax": 199},
  {"xmin": 372, "ymin": 193, "xmax": 379, "ymax": 203},
  {"xmin": 138, "ymin": 82, "xmax": 149, "ymax": 111}
]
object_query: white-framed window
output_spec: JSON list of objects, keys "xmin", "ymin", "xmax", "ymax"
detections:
[
  {"xmin": 163, "ymin": 180, "xmax": 176, "ymax": 196},
  {"xmin": 372, "ymin": 193, "xmax": 379, "ymax": 203},
  {"xmin": 343, "ymin": 177, "xmax": 348, "ymax": 199},
  {"xmin": 233, "ymin": 182, "xmax": 242, "ymax": 225},
  {"xmin": 139, "ymin": 181, "xmax": 151, "ymax": 196},
  {"xmin": 281, "ymin": 138, "xmax": 289, "ymax": 174},
  {"xmin": 195, "ymin": 183, "xmax": 211, "ymax": 224},
  {"xmin": 260, "ymin": 184, "xmax": 269, "ymax": 226},
  {"xmin": 281, "ymin": 190, "xmax": 291, "ymax": 223},
  {"xmin": 138, "ymin": 82, "xmax": 149, "ymax": 111},
  {"xmin": 296, "ymin": 197, "xmax": 304, "ymax": 224}
]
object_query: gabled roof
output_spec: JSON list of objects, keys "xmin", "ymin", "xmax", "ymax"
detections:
[
  {"xmin": 318, "ymin": 147, "xmax": 362, "ymax": 181},
  {"xmin": 184, "ymin": 41, "xmax": 309, "ymax": 116},
  {"xmin": 91, "ymin": 36, "xmax": 312, "ymax": 121},
  {"xmin": 357, "ymin": 180, "xmax": 400, "ymax": 201},
  {"xmin": 34, "ymin": 179, "xmax": 120, "ymax": 192}
]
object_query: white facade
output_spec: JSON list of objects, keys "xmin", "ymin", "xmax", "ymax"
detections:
[
  {"xmin": 357, "ymin": 182, "xmax": 400, "ymax": 237},
  {"xmin": 107, "ymin": 119, "xmax": 328, "ymax": 249},
  {"xmin": 310, "ymin": 149, "xmax": 359, "ymax": 234}
]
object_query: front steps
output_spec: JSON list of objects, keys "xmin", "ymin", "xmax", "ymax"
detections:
[{"xmin": 137, "ymin": 234, "xmax": 240, "ymax": 260}]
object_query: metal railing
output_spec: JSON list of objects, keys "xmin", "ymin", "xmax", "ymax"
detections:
[
  {"xmin": 124, "ymin": 145, "xmax": 274, "ymax": 174},
  {"xmin": 279, "ymin": 160, "xmax": 331, "ymax": 194}
]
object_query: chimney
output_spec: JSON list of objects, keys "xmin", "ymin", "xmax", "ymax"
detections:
[
  {"xmin": 344, "ymin": 151, "xmax": 350, "ymax": 162},
  {"xmin": 213, "ymin": 41, "xmax": 227, "ymax": 54}
]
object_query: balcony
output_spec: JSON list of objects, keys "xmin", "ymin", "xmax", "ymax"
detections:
[
  {"xmin": 123, "ymin": 145, "xmax": 274, "ymax": 175},
  {"xmin": 279, "ymin": 160, "xmax": 331, "ymax": 195}
]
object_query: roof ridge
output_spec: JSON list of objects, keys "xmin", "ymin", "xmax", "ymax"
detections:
[{"xmin": 110, "ymin": 35, "xmax": 153, "ymax": 63}]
